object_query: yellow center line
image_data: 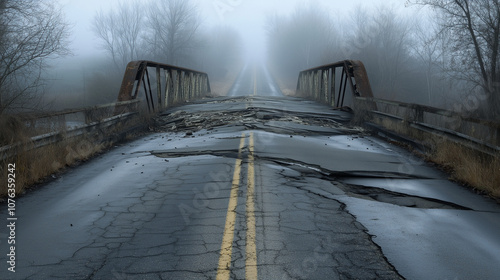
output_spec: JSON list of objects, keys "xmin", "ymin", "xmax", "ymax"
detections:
[
  {"xmin": 216, "ymin": 133, "xmax": 246, "ymax": 280},
  {"xmin": 216, "ymin": 132, "xmax": 259, "ymax": 279},
  {"xmin": 246, "ymin": 132, "xmax": 258, "ymax": 279}
]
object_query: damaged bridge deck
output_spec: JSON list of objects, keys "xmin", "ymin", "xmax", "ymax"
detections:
[{"xmin": 3, "ymin": 66, "xmax": 500, "ymax": 280}]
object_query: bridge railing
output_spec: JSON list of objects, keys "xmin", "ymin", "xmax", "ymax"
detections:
[
  {"xmin": 1, "ymin": 60, "xmax": 212, "ymax": 160},
  {"xmin": 20, "ymin": 100, "xmax": 140, "ymax": 134},
  {"xmin": 0, "ymin": 100, "xmax": 141, "ymax": 160},
  {"xmin": 356, "ymin": 97, "xmax": 500, "ymax": 156},
  {"xmin": 116, "ymin": 60, "xmax": 211, "ymax": 113},
  {"xmin": 296, "ymin": 60, "xmax": 375, "ymax": 108},
  {"xmin": 296, "ymin": 61, "xmax": 500, "ymax": 156}
]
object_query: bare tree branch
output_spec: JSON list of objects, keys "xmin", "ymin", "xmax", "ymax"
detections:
[
  {"xmin": 0, "ymin": 0, "xmax": 70, "ymax": 114},
  {"xmin": 409, "ymin": 0, "xmax": 500, "ymax": 118},
  {"xmin": 146, "ymin": 0, "xmax": 201, "ymax": 65},
  {"xmin": 92, "ymin": 0, "xmax": 145, "ymax": 70},
  {"xmin": 266, "ymin": 4, "xmax": 336, "ymax": 79},
  {"xmin": 92, "ymin": 0, "xmax": 202, "ymax": 69}
]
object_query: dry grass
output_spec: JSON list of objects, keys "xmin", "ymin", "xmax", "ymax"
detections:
[
  {"xmin": 379, "ymin": 118, "xmax": 426, "ymax": 141},
  {"xmin": 209, "ymin": 80, "xmax": 234, "ymax": 97},
  {"xmin": 280, "ymin": 88, "xmax": 296, "ymax": 96},
  {"xmin": 0, "ymin": 116, "xmax": 29, "ymax": 145},
  {"xmin": 431, "ymin": 140, "xmax": 500, "ymax": 198},
  {"xmin": 273, "ymin": 75, "xmax": 296, "ymax": 97},
  {"xmin": 372, "ymin": 116, "xmax": 500, "ymax": 199},
  {"xmin": 209, "ymin": 67, "xmax": 242, "ymax": 97},
  {"xmin": 0, "ymin": 112, "xmax": 148, "ymax": 198},
  {"xmin": 0, "ymin": 137, "xmax": 108, "ymax": 197}
]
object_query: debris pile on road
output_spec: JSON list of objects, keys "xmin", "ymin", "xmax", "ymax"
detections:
[{"xmin": 154, "ymin": 99, "xmax": 364, "ymax": 136}]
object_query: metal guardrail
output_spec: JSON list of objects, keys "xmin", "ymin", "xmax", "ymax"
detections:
[
  {"xmin": 357, "ymin": 97, "xmax": 500, "ymax": 156},
  {"xmin": 116, "ymin": 60, "xmax": 211, "ymax": 113},
  {"xmin": 0, "ymin": 112, "xmax": 139, "ymax": 161},
  {"xmin": 296, "ymin": 61, "xmax": 500, "ymax": 156},
  {"xmin": 1, "ymin": 60, "xmax": 211, "ymax": 161},
  {"xmin": 19, "ymin": 100, "xmax": 141, "ymax": 134},
  {"xmin": 296, "ymin": 60, "xmax": 375, "ymax": 108},
  {"xmin": 0, "ymin": 100, "xmax": 141, "ymax": 161}
]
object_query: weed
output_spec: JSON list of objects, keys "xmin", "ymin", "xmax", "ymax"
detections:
[
  {"xmin": 431, "ymin": 141, "xmax": 500, "ymax": 198},
  {"xmin": 0, "ymin": 137, "xmax": 107, "ymax": 196},
  {"xmin": 0, "ymin": 113, "xmax": 148, "ymax": 198},
  {"xmin": 371, "ymin": 116, "xmax": 500, "ymax": 199},
  {"xmin": 0, "ymin": 116, "xmax": 29, "ymax": 145}
]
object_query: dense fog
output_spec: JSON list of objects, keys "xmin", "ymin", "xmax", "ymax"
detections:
[{"xmin": 1, "ymin": 0, "xmax": 499, "ymax": 119}]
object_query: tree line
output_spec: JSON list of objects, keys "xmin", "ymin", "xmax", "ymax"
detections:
[
  {"xmin": 1, "ymin": 0, "xmax": 499, "ymax": 120},
  {"xmin": 267, "ymin": 1, "xmax": 500, "ymax": 120},
  {"xmin": 0, "ymin": 0, "xmax": 242, "ymax": 113},
  {"xmin": 92, "ymin": 0, "xmax": 242, "ymax": 76},
  {"xmin": 0, "ymin": 0, "xmax": 69, "ymax": 114},
  {"xmin": 83, "ymin": 0, "xmax": 242, "ymax": 105},
  {"xmin": 83, "ymin": 0, "xmax": 242, "ymax": 106}
]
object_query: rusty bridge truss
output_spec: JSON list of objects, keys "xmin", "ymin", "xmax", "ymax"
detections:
[
  {"xmin": 116, "ymin": 61, "xmax": 211, "ymax": 113},
  {"xmin": 296, "ymin": 60, "xmax": 499, "ymax": 156},
  {"xmin": 296, "ymin": 60, "xmax": 375, "ymax": 108}
]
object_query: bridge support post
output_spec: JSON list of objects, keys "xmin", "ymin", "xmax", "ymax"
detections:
[
  {"xmin": 164, "ymin": 70, "xmax": 170, "ymax": 107},
  {"xmin": 322, "ymin": 70, "xmax": 328, "ymax": 104},
  {"xmin": 156, "ymin": 66, "xmax": 162, "ymax": 110},
  {"xmin": 330, "ymin": 68, "xmax": 335, "ymax": 107},
  {"xmin": 175, "ymin": 70, "xmax": 180, "ymax": 104},
  {"xmin": 315, "ymin": 70, "xmax": 319, "ymax": 102}
]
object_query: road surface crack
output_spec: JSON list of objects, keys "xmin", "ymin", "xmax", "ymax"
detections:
[{"xmin": 264, "ymin": 157, "xmax": 472, "ymax": 211}]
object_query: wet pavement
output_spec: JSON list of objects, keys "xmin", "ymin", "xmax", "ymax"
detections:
[{"xmin": 1, "ymin": 65, "xmax": 500, "ymax": 280}]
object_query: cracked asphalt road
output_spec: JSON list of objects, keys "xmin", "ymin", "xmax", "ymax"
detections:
[{"xmin": 2, "ymin": 65, "xmax": 500, "ymax": 280}]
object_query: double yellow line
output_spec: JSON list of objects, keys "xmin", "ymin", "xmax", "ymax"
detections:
[{"xmin": 217, "ymin": 132, "xmax": 257, "ymax": 280}]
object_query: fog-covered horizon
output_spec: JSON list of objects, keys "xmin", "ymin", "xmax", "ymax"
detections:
[
  {"xmin": 48, "ymin": 0, "xmax": 436, "ymax": 111},
  {"xmin": 4, "ymin": 0, "xmax": 498, "ymax": 119},
  {"xmin": 59, "ymin": 0, "xmax": 410, "ymax": 61}
]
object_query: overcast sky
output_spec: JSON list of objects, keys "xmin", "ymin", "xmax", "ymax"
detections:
[{"xmin": 59, "ymin": 0, "xmax": 410, "ymax": 60}]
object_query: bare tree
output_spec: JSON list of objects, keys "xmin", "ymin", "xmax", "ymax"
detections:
[
  {"xmin": 408, "ymin": 0, "xmax": 500, "ymax": 118},
  {"xmin": 92, "ymin": 0, "xmax": 145, "ymax": 70},
  {"xmin": 411, "ymin": 19, "xmax": 462, "ymax": 106},
  {"xmin": 147, "ymin": 0, "xmax": 201, "ymax": 65},
  {"xmin": 0, "ymin": 0, "xmax": 70, "ymax": 114},
  {"xmin": 413, "ymin": 22, "xmax": 441, "ymax": 103},
  {"xmin": 200, "ymin": 25, "xmax": 242, "ymax": 79},
  {"xmin": 345, "ymin": 6, "xmax": 415, "ymax": 101},
  {"xmin": 92, "ymin": 0, "xmax": 202, "ymax": 68},
  {"xmin": 266, "ymin": 4, "xmax": 336, "ymax": 81}
]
